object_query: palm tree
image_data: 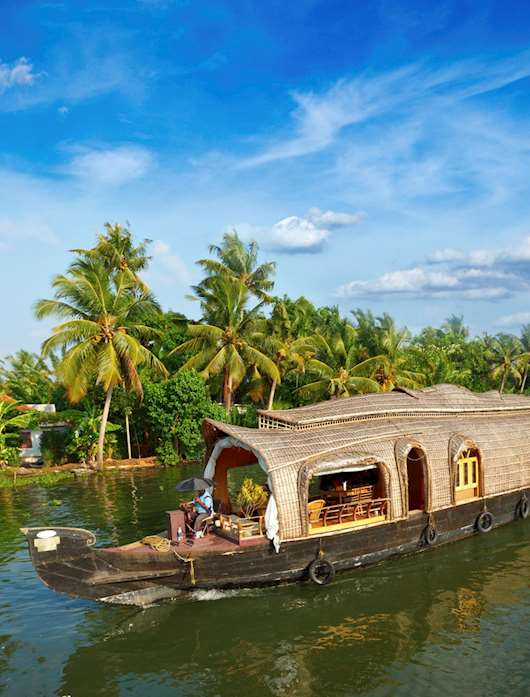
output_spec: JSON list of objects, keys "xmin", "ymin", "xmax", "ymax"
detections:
[
  {"xmin": 442, "ymin": 314, "xmax": 469, "ymax": 340},
  {"xmin": 489, "ymin": 335, "xmax": 523, "ymax": 393},
  {"xmin": 72, "ymin": 223, "xmax": 151, "ymax": 290},
  {"xmin": 253, "ymin": 299, "xmax": 315, "ymax": 409},
  {"xmin": 0, "ymin": 350, "xmax": 55, "ymax": 403},
  {"xmin": 192, "ymin": 231, "xmax": 276, "ymax": 319},
  {"xmin": 518, "ymin": 324, "xmax": 530, "ymax": 393},
  {"xmin": 35, "ymin": 258, "xmax": 167, "ymax": 468},
  {"xmin": 370, "ymin": 325, "xmax": 424, "ymax": 391},
  {"xmin": 171, "ymin": 277, "xmax": 280, "ymax": 410},
  {"xmin": 298, "ymin": 327, "xmax": 379, "ymax": 400}
]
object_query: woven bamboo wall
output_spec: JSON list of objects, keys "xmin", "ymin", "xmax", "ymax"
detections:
[{"xmin": 204, "ymin": 392, "xmax": 530, "ymax": 540}]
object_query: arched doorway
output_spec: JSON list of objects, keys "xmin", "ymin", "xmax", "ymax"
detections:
[{"xmin": 406, "ymin": 447, "xmax": 426, "ymax": 512}]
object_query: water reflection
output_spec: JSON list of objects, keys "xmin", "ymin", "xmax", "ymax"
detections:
[{"xmin": 2, "ymin": 470, "xmax": 530, "ymax": 697}]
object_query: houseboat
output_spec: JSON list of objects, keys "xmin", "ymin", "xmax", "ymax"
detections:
[{"xmin": 21, "ymin": 384, "xmax": 530, "ymax": 605}]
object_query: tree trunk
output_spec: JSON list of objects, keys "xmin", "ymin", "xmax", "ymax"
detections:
[
  {"xmin": 500, "ymin": 370, "xmax": 506, "ymax": 394},
  {"xmin": 125, "ymin": 411, "xmax": 132, "ymax": 459},
  {"xmin": 223, "ymin": 370, "xmax": 233, "ymax": 412},
  {"xmin": 97, "ymin": 385, "xmax": 114, "ymax": 470},
  {"xmin": 521, "ymin": 364, "xmax": 529, "ymax": 394},
  {"xmin": 267, "ymin": 379, "xmax": 277, "ymax": 410}
]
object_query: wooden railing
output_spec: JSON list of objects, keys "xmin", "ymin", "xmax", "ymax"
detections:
[{"xmin": 308, "ymin": 498, "xmax": 389, "ymax": 530}]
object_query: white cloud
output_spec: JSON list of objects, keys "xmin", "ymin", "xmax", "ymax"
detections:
[
  {"xmin": 242, "ymin": 51, "xmax": 530, "ymax": 168},
  {"xmin": 307, "ymin": 207, "xmax": 365, "ymax": 227},
  {"xmin": 0, "ymin": 57, "xmax": 36, "ymax": 93},
  {"xmin": 57, "ymin": 105, "xmax": 69, "ymax": 115},
  {"xmin": 63, "ymin": 145, "xmax": 153, "ymax": 186},
  {"xmin": 495, "ymin": 312, "xmax": 530, "ymax": 327},
  {"xmin": 337, "ymin": 231, "xmax": 530, "ymax": 301},
  {"xmin": 237, "ymin": 207, "xmax": 365, "ymax": 254},
  {"xmin": 269, "ymin": 216, "xmax": 329, "ymax": 252}
]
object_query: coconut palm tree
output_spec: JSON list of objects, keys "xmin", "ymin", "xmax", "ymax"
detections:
[
  {"xmin": 171, "ymin": 277, "xmax": 280, "ymax": 410},
  {"xmin": 441, "ymin": 314, "xmax": 469, "ymax": 340},
  {"xmin": 298, "ymin": 326, "xmax": 379, "ymax": 400},
  {"xmin": 253, "ymin": 299, "xmax": 315, "ymax": 409},
  {"xmin": 72, "ymin": 223, "xmax": 151, "ymax": 290},
  {"xmin": 35, "ymin": 258, "xmax": 167, "ymax": 468},
  {"xmin": 370, "ymin": 325, "xmax": 424, "ymax": 391},
  {"xmin": 518, "ymin": 324, "xmax": 530, "ymax": 393},
  {"xmin": 489, "ymin": 334, "xmax": 523, "ymax": 393},
  {"xmin": 192, "ymin": 231, "xmax": 276, "ymax": 319}
]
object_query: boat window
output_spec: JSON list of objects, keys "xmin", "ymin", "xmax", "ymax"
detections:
[
  {"xmin": 455, "ymin": 448, "xmax": 480, "ymax": 503},
  {"xmin": 307, "ymin": 464, "xmax": 389, "ymax": 534}
]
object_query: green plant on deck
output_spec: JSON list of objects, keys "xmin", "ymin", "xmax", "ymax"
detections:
[{"xmin": 236, "ymin": 478, "xmax": 268, "ymax": 519}]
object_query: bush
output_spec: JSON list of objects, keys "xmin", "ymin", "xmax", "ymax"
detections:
[
  {"xmin": 41, "ymin": 428, "xmax": 70, "ymax": 466},
  {"xmin": 0, "ymin": 445, "xmax": 20, "ymax": 466},
  {"xmin": 143, "ymin": 371, "xmax": 226, "ymax": 462},
  {"xmin": 155, "ymin": 440, "xmax": 179, "ymax": 466}
]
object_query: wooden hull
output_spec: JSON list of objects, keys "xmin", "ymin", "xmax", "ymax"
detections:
[{"xmin": 21, "ymin": 488, "xmax": 528, "ymax": 605}]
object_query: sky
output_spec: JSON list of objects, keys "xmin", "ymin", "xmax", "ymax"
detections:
[{"xmin": 3, "ymin": 0, "xmax": 530, "ymax": 356}]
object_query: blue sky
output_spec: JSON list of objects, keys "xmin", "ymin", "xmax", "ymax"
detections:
[{"xmin": 3, "ymin": 0, "xmax": 530, "ymax": 356}]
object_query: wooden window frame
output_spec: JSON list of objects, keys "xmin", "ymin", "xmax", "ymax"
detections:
[{"xmin": 455, "ymin": 449, "xmax": 480, "ymax": 503}]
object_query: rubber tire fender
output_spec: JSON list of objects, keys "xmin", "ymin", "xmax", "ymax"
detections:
[
  {"xmin": 476, "ymin": 511, "xmax": 495, "ymax": 533},
  {"xmin": 308, "ymin": 558, "xmax": 336, "ymax": 586},
  {"xmin": 518, "ymin": 496, "xmax": 529, "ymax": 520},
  {"xmin": 423, "ymin": 524, "xmax": 438, "ymax": 546}
]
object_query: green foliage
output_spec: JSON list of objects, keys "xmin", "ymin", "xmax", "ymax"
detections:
[
  {"xmin": 0, "ymin": 350, "xmax": 58, "ymax": 404},
  {"xmin": 155, "ymin": 440, "xmax": 179, "ymax": 466},
  {"xmin": 0, "ymin": 470, "xmax": 74, "ymax": 489},
  {"xmin": 65, "ymin": 406, "xmax": 121, "ymax": 465},
  {"xmin": 41, "ymin": 428, "xmax": 70, "ymax": 466},
  {"xmin": 0, "ymin": 399, "xmax": 36, "ymax": 466},
  {"xmin": 144, "ymin": 370, "xmax": 226, "ymax": 462},
  {"xmin": 229, "ymin": 404, "xmax": 258, "ymax": 428},
  {"xmin": 235, "ymin": 478, "xmax": 269, "ymax": 518}
]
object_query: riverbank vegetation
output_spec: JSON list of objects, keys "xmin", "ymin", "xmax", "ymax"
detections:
[{"xmin": 2, "ymin": 223, "xmax": 530, "ymax": 468}]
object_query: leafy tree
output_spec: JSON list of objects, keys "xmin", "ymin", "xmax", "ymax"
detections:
[
  {"xmin": 72, "ymin": 222, "xmax": 151, "ymax": 289},
  {"xmin": 35, "ymin": 256, "xmax": 167, "ymax": 468},
  {"xmin": 193, "ymin": 230, "xmax": 276, "ymax": 316},
  {"xmin": 172, "ymin": 278, "xmax": 280, "ymax": 410},
  {"xmin": 369, "ymin": 324, "xmax": 424, "ymax": 391},
  {"xmin": 489, "ymin": 334, "xmax": 523, "ymax": 393},
  {"xmin": 0, "ymin": 398, "xmax": 36, "ymax": 466},
  {"xmin": 298, "ymin": 326, "xmax": 379, "ymax": 400},
  {"xmin": 0, "ymin": 351, "xmax": 56, "ymax": 404},
  {"xmin": 143, "ymin": 370, "xmax": 225, "ymax": 462}
]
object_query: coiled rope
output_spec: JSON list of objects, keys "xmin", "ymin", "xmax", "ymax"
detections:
[{"xmin": 140, "ymin": 535, "xmax": 196, "ymax": 585}]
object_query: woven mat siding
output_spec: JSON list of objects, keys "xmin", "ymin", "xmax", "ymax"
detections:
[{"xmin": 206, "ymin": 410, "xmax": 530, "ymax": 540}]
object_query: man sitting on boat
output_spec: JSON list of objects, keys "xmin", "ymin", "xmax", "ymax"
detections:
[{"xmin": 176, "ymin": 477, "xmax": 215, "ymax": 535}]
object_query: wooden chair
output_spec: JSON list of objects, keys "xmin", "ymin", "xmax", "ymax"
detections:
[
  {"xmin": 308, "ymin": 499, "xmax": 325, "ymax": 526},
  {"xmin": 323, "ymin": 504, "xmax": 342, "ymax": 526}
]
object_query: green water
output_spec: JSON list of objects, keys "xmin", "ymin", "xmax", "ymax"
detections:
[{"xmin": 2, "ymin": 468, "xmax": 530, "ymax": 697}]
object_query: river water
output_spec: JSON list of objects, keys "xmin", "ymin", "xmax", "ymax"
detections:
[{"xmin": 2, "ymin": 468, "xmax": 530, "ymax": 697}]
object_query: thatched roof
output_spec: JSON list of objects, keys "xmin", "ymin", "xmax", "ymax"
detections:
[
  {"xmin": 203, "ymin": 385, "xmax": 530, "ymax": 540},
  {"xmin": 256, "ymin": 384, "xmax": 530, "ymax": 430}
]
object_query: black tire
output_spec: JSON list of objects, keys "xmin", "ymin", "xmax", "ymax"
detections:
[
  {"xmin": 518, "ymin": 496, "xmax": 529, "ymax": 520},
  {"xmin": 308, "ymin": 558, "xmax": 335, "ymax": 585},
  {"xmin": 476, "ymin": 511, "xmax": 494, "ymax": 533},
  {"xmin": 423, "ymin": 524, "xmax": 438, "ymax": 546}
]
